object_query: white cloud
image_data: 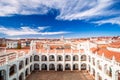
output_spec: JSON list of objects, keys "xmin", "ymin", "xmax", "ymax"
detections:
[
  {"xmin": 0, "ymin": 0, "xmax": 119, "ymax": 25},
  {"xmin": 93, "ymin": 17, "xmax": 120, "ymax": 25},
  {"xmin": 0, "ymin": 26, "xmax": 69, "ymax": 36},
  {"xmin": 38, "ymin": 26, "xmax": 48, "ymax": 31},
  {"xmin": 40, "ymin": 31, "xmax": 69, "ymax": 35},
  {"xmin": 56, "ymin": 0, "xmax": 118, "ymax": 20},
  {"xmin": 0, "ymin": 0, "xmax": 52, "ymax": 16}
]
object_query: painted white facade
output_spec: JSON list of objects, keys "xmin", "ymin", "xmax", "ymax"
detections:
[
  {"xmin": 107, "ymin": 47, "xmax": 120, "ymax": 53},
  {"xmin": 21, "ymin": 42, "xmax": 26, "ymax": 48},
  {"xmin": 0, "ymin": 41, "xmax": 120, "ymax": 80},
  {"xmin": 6, "ymin": 41, "xmax": 18, "ymax": 49}
]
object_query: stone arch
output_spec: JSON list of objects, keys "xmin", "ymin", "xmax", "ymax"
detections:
[
  {"xmin": 108, "ymin": 66, "xmax": 112, "ymax": 77},
  {"xmin": 30, "ymin": 56, "xmax": 32, "ymax": 62},
  {"xmin": 19, "ymin": 72, "xmax": 24, "ymax": 80},
  {"xmin": 81, "ymin": 55, "xmax": 86, "ymax": 61},
  {"xmin": 25, "ymin": 68, "xmax": 29, "ymax": 77},
  {"xmin": 81, "ymin": 63, "xmax": 86, "ymax": 70},
  {"xmin": 115, "ymin": 70, "xmax": 120, "ymax": 80},
  {"xmin": 57, "ymin": 64, "xmax": 63, "ymax": 71},
  {"xmin": 49, "ymin": 64, "xmax": 55, "ymax": 70},
  {"xmin": 34, "ymin": 64, "xmax": 39, "ymax": 70},
  {"xmin": 34, "ymin": 55, "xmax": 39, "ymax": 61},
  {"xmin": 97, "ymin": 60, "xmax": 100, "ymax": 68},
  {"xmin": 65, "ymin": 63, "xmax": 71, "ymax": 70},
  {"xmin": 65, "ymin": 55, "xmax": 71, "ymax": 61},
  {"xmin": 97, "ymin": 73, "xmax": 102, "ymax": 80},
  {"xmin": 49, "ymin": 55, "xmax": 55, "ymax": 61},
  {"xmin": 73, "ymin": 63, "xmax": 79, "ymax": 70},
  {"xmin": 104, "ymin": 64, "xmax": 112, "ymax": 77},
  {"xmin": 9, "ymin": 64, "xmax": 17, "ymax": 76},
  {"xmin": 97, "ymin": 60, "xmax": 102, "ymax": 70},
  {"xmin": 0, "ymin": 70, "xmax": 6, "ymax": 80},
  {"xmin": 41, "ymin": 55, "xmax": 47, "ymax": 61},
  {"xmin": 73, "ymin": 55, "xmax": 78, "ymax": 61},
  {"xmin": 13, "ymin": 78, "xmax": 17, "ymax": 80},
  {"xmin": 30, "ymin": 65, "xmax": 33, "ymax": 73},
  {"xmin": 92, "ymin": 57, "xmax": 95, "ymax": 65},
  {"xmin": 92, "ymin": 68, "xmax": 95, "ymax": 77},
  {"xmin": 88, "ymin": 65, "xmax": 91, "ymax": 72},
  {"xmin": 57, "ymin": 55, "xmax": 63, "ymax": 61},
  {"xmin": 41, "ymin": 64, "xmax": 47, "ymax": 70},
  {"xmin": 25, "ymin": 58, "xmax": 29, "ymax": 65},
  {"xmin": 19, "ymin": 60, "xmax": 24, "ymax": 70},
  {"xmin": 88, "ymin": 56, "xmax": 91, "ymax": 62},
  {"xmin": 119, "ymin": 71, "xmax": 120, "ymax": 80}
]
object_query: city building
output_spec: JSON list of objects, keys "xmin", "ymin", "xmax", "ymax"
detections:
[
  {"xmin": 0, "ymin": 38, "xmax": 120, "ymax": 80},
  {"xmin": 6, "ymin": 40, "xmax": 18, "ymax": 49}
]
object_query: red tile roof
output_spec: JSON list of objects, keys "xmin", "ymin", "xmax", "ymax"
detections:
[
  {"xmin": 108, "ymin": 41, "xmax": 120, "ymax": 48},
  {"xmin": 6, "ymin": 49, "xmax": 29, "ymax": 54},
  {"xmin": 91, "ymin": 47, "xmax": 120, "ymax": 62}
]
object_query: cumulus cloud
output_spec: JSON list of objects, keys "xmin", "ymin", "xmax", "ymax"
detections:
[
  {"xmin": 0, "ymin": 26, "xmax": 69, "ymax": 36},
  {"xmin": 0, "ymin": 0, "xmax": 120, "ymax": 25}
]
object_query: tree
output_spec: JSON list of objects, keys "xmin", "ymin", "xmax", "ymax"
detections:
[{"xmin": 17, "ymin": 43, "xmax": 21, "ymax": 49}]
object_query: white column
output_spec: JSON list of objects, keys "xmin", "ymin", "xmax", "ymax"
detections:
[
  {"xmin": 28, "ymin": 67, "xmax": 30, "ymax": 75},
  {"xmin": 71, "ymin": 54, "xmax": 73, "ymax": 71},
  {"xmin": 86, "ymin": 55, "xmax": 89, "ymax": 71},
  {"xmin": 55, "ymin": 54, "xmax": 57, "ymax": 71},
  {"xmin": 47, "ymin": 54, "xmax": 49, "ymax": 71},
  {"xmin": 112, "ymin": 68, "xmax": 116, "ymax": 80},
  {"xmin": 6, "ymin": 65, "xmax": 10, "ymax": 80},
  {"xmin": 47, "ymin": 64, "xmax": 49, "ymax": 71},
  {"xmin": 101, "ymin": 59, "xmax": 105, "ymax": 80},
  {"xmin": 63, "ymin": 54, "xmax": 65, "ymax": 71},
  {"xmin": 23, "ymin": 71, "xmax": 26, "ymax": 80},
  {"xmin": 63, "ymin": 64, "xmax": 65, "ymax": 71},
  {"xmin": 39, "ymin": 54, "xmax": 41, "ymax": 71},
  {"xmin": 90, "ymin": 67, "xmax": 93, "ymax": 75},
  {"xmin": 79, "ymin": 54, "xmax": 81, "ymax": 71},
  {"xmin": 115, "ymin": 71, "xmax": 118, "ymax": 80},
  {"xmin": 112, "ymin": 56, "xmax": 116, "ymax": 80},
  {"xmin": 40, "ymin": 64, "xmax": 41, "ymax": 71},
  {"xmin": 16, "ymin": 61, "xmax": 19, "ymax": 80},
  {"xmin": 55, "ymin": 63, "xmax": 57, "ymax": 71},
  {"xmin": 55, "ymin": 54, "xmax": 57, "ymax": 63},
  {"xmin": 95, "ymin": 71, "xmax": 98, "ymax": 80},
  {"xmin": 32, "ymin": 55, "xmax": 34, "ymax": 63},
  {"xmin": 94, "ymin": 56, "xmax": 98, "ymax": 80},
  {"xmin": 31, "ymin": 64, "xmax": 33, "ymax": 72},
  {"xmin": 23, "ymin": 58, "xmax": 26, "ymax": 79},
  {"xmin": 16, "ymin": 53, "xmax": 19, "ymax": 79}
]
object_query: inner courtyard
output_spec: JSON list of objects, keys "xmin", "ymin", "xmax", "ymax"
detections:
[{"xmin": 26, "ymin": 71, "xmax": 94, "ymax": 80}]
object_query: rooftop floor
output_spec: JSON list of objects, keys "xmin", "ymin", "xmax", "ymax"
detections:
[{"xmin": 26, "ymin": 71, "xmax": 94, "ymax": 80}]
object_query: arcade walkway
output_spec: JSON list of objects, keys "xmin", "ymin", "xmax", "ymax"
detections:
[{"xmin": 26, "ymin": 71, "xmax": 94, "ymax": 80}]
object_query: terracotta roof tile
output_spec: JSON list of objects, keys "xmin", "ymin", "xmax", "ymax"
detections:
[
  {"xmin": 73, "ymin": 50, "xmax": 79, "ymax": 53},
  {"xmin": 90, "ymin": 47, "xmax": 98, "ymax": 53},
  {"xmin": 6, "ymin": 49, "xmax": 29, "ymax": 54},
  {"xmin": 91, "ymin": 47, "xmax": 120, "ymax": 62},
  {"xmin": 108, "ymin": 41, "xmax": 120, "ymax": 48}
]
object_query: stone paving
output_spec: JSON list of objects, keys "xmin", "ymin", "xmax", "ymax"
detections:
[{"xmin": 26, "ymin": 71, "xmax": 94, "ymax": 80}]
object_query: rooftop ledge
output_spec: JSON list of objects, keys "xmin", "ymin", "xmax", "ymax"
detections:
[{"xmin": 107, "ymin": 47, "xmax": 120, "ymax": 53}]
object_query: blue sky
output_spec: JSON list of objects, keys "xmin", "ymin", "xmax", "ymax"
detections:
[{"xmin": 0, "ymin": 0, "xmax": 120, "ymax": 39}]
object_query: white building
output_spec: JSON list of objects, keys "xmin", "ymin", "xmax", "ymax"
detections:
[
  {"xmin": 0, "ymin": 40, "xmax": 120, "ymax": 80},
  {"xmin": 6, "ymin": 41, "xmax": 18, "ymax": 49}
]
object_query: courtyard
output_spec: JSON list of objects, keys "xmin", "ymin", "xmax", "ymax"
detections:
[{"xmin": 26, "ymin": 71, "xmax": 94, "ymax": 80}]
